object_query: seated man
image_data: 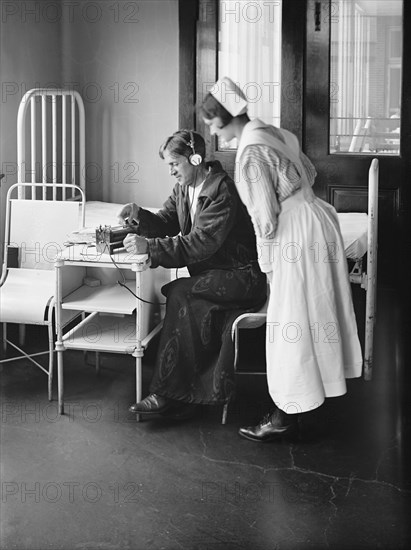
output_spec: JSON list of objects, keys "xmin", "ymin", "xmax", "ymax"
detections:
[{"xmin": 119, "ymin": 129, "xmax": 266, "ymax": 418}]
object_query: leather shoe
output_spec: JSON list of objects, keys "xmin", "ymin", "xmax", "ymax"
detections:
[
  {"xmin": 238, "ymin": 409, "xmax": 298, "ymax": 442},
  {"xmin": 129, "ymin": 393, "xmax": 172, "ymax": 414}
]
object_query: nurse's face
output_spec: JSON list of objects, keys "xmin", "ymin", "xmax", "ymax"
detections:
[
  {"xmin": 163, "ymin": 149, "xmax": 196, "ymax": 187},
  {"xmin": 203, "ymin": 116, "xmax": 236, "ymax": 144}
]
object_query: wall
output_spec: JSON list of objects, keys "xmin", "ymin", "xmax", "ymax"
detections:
[
  {"xmin": 61, "ymin": 0, "xmax": 179, "ymax": 207},
  {"xmin": 0, "ymin": 1, "xmax": 62, "ymax": 190},
  {"xmin": 0, "ymin": 0, "xmax": 179, "ymax": 219},
  {"xmin": 0, "ymin": 0, "xmax": 62, "ymax": 262}
]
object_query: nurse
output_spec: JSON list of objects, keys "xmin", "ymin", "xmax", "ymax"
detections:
[{"xmin": 200, "ymin": 77, "xmax": 363, "ymax": 441}]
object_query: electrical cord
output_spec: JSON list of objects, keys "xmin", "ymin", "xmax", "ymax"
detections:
[
  {"xmin": 174, "ymin": 177, "xmax": 196, "ymax": 280},
  {"xmin": 174, "ymin": 166, "xmax": 209, "ymax": 280},
  {"xmin": 108, "ymin": 248, "xmax": 167, "ymax": 305}
]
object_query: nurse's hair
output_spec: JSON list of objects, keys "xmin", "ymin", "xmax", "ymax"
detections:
[
  {"xmin": 159, "ymin": 129, "xmax": 206, "ymax": 164},
  {"xmin": 199, "ymin": 93, "xmax": 233, "ymax": 127}
]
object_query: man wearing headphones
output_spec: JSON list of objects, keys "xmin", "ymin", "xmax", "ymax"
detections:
[{"xmin": 118, "ymin": 130, "xmax": 266, "ymax": 419}]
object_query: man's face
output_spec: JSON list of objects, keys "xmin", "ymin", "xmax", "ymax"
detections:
[{"xmin": 163, "ymin": 149, "xmax": 196, "ymax": 187}]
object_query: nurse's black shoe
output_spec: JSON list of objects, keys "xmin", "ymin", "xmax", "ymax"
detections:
[
  {"xmin": 238, "ymin": 408, "xmax": 299, "ymax": 442},
  {"xmin": 129, "ymin": 393, "xmax": 172, "ymax": 415}
]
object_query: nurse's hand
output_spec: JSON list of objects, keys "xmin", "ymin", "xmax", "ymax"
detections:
[
  {"xmin": 118, "ymin": 203, "xmax": 140, "ymax": 226},
  {"xmin": 123, "ymin": 234, "xmax": 148, "ymax": 254}
]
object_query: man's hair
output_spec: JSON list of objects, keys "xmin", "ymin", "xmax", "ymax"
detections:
[{"xmin": 159, "ymin": 129, "xmax": 206, "ymax": 162}]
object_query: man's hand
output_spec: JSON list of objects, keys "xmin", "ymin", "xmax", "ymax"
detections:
[
  {"xmin": 123, "ymin": 234, "xmax": 148, "ymax": 255},
  {"xmin": 118, "ymin": 203, "xmax": 140, "ymax": 226}
]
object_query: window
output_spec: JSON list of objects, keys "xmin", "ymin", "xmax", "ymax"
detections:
[
  {"xmin": 216, "ymin": 0, "xmax": 282, "ymax": 150},
  {"xmin": 329, "ymin": 0, "xmax": 403, "ymax": 155}
]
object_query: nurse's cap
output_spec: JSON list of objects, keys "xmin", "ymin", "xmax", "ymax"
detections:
[{"xmin": 209, "ymin": 76, "xmax": 248, "ymax": 117}]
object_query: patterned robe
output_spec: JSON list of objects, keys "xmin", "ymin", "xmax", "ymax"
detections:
[{"xmin": 134, "ymin": 161, "xmax": 266, "ymax": 404}]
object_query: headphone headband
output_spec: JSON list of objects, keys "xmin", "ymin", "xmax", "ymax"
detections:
[{"xmin": 185, "ymin": 130, "xmax": 203, "ymax": 166}]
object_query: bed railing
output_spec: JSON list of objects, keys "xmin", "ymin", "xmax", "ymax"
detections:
[
  {"xmin": 17, "ymin": 88, "xmax": 85, "ymax": 200},
  {"xmin": 363, "ymin": 158, "xmax": 379, "ymax": 380}
]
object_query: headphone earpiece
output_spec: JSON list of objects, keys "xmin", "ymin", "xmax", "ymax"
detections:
[
  {"xmin": 186, "ymin": 131, "xmax": 203, "ymax": 166},
  {"xmin": 189, "ymin": 152, "xmax": 202, "ymax": 166}
]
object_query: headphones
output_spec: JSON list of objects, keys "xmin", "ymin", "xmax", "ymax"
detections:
[{"xmin": 185, "ymin": 131, "xmax": 203, "ymax": 166}]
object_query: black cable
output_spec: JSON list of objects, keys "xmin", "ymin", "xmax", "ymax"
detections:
[
  {"xmin": 174, "ymin": 165, "xmax": 208, "ymax": 279},
  {"xmin": 107, "ymin": 248, "xmax": 167, "ymax": 306},
  {"xmin": 174, "ymin": 179, "xmax": 195, "ymax": 280},
  {"xmin": 117, "ymin": 279, "xmax": 166, "ymax": 305}
]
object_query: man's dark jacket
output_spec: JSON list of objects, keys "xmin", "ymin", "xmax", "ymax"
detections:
[{"xmin": 134, "ymin": 161, "xmax": 260, "ymax": 276}]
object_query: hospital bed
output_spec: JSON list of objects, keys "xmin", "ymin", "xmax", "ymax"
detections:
[{"xmin": 10, "ymin": 88, "xmax": 378, "ymax": 408}]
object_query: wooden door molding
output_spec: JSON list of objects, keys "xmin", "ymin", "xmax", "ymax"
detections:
[
  {"xmin": 304, "ymin": 0, "xmax": 332, "ymax": 201},
  {"xmin": 196, "ymin": 0, "xmax": 218, "ymax": 161},
  {"xmin": 178, "ymin": 0, "xmax": 198, "ymax": 130},
  {"xmin": 281, "ymin": 0, "xmax": 306, "ymax": 143}
]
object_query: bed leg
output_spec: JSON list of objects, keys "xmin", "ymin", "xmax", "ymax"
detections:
[{"xmin": 364, "ymin": 310, "xmax": 375, "ymax": 381}]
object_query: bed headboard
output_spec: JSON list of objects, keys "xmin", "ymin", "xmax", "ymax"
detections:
[{"xmin": 17, "ymin": 88, "xmax": 86, "ymax": 200}]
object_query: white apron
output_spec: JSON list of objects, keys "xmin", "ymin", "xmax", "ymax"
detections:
[{"xmin": 236, "ymin": 120, "xmax": 363, "ymax": 414}]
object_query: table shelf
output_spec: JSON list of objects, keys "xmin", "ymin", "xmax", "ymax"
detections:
[
  {"xmin": 62, "ymin": 312, "xmax": 138, "ymax": 353},
  {"xmin": 62, "ymin": 282, "xmax": 136, "ymax": 314}
]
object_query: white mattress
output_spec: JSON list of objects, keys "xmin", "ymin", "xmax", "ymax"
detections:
[
  {"xmin": 337, "ymin": 212, "xmax": 368, "ymax": 259},
  {"xmin": 83, "ymin": 201, "xmax": 125, "ymax": 227},
  {"xmin": 78, "ymin": 201, "xmax": 369, "ymax": 260},
  {"xmin": 83, "ymin": 201, "xmax": 160, "ymax": 227}
]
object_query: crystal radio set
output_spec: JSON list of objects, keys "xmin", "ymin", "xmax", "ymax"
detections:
[{"xmin": 95, "ymin": 222, "xmax": 136, "ymax": 254}]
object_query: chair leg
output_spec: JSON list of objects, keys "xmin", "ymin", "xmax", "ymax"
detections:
[
  {"xmin": 2, "ymin": 322, "xmax": 7, "ymax": 353},
  {"xmin": 19, "ymin": 324, "xmax": 26, "ymax": 346},
  {"xmin": 221, "ymin": 402, "xmax": 228, "ymax": 425},
  {"xmin": 48, "ymin": 320, "xmax": 54, "ymax": 401}
]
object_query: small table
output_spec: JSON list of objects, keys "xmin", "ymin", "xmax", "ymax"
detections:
[{"xmin": 55, "ymin": 245, "xmax": 163, "ymax": 418}]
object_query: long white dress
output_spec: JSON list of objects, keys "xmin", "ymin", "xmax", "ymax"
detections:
[{"xmin": 235, "ymin": 119, "xmax": 363, "ymax": 414}]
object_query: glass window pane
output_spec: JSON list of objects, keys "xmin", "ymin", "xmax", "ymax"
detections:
[
  {"xmin": 330, "ymin": 0, "xmax": 402, "ymax": 155},
  {"xmin": 218, "ymin": 0, "xmax": 282, "ymax": 150}
]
